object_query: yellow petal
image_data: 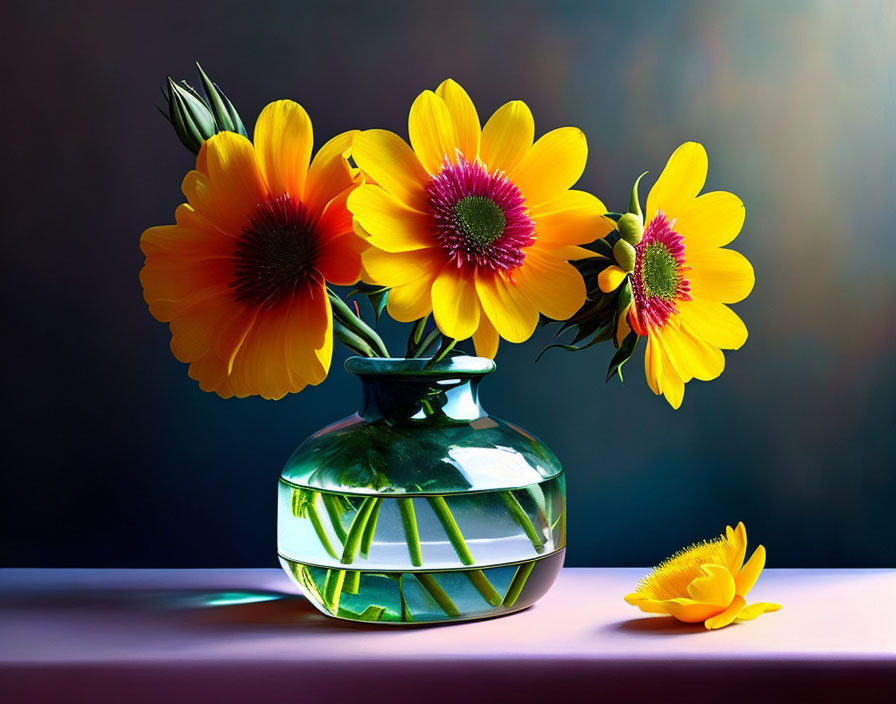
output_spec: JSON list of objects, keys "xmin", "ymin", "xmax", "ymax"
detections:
[
  {"xmin": 386, "ymin": 268, "xmax": 440, "ymax": 322},
  {"xmin": 625, "ymin": 593, "xmax": 669, "ymax": 614},
  {"xmin": 474, "ymin": 271, "xmax": 539, "ymax": 343},
  {"xmin": 362, "ymin": 247, "xmax": 442, "ymax": 288},
  {"xmin": 472, "ymin": 313, "xmax": 500, "ymax": 359},
  {"xmin": 431, "ymin": 265, "xmax": 481, "ymax": 339},
  {"xmin": 479, "ymin": 100, "xmax": 534, "ymax": 173},
  {"xmin": 202, "ymin": 132, "xmax": 268, "ymax": 234},
  {"xmin": 514, "ymin": 248, "xmax": 586, "ymax": 321},
  {"xmin": 726, "ymin": 522, "xmax": 748, "ymax": 574},
  {"xmin": 646, "ymin": 142, "xmax": 708, "ymax": 222},
  {"xmin": 687, "ymin": 563, "xmax": 736, "ymax": 607},
  {"xmin": 705, "ymin": 595, "xmax": 746, "ymax": 630},
  {"xmin": 735, "ymin": 545, "xmax": 766, "ymax": 597},
  {"xmin": 598, "ymin": 265, "xmax": 627, "ymax": 293},
  {"xmin": 676, "ymin": 191, "xmax": 745, "ymax": 253},
  {"xmin": 347, "ymin": 185, "xmax": 436, "ymax": 252},
  {"xmin": 616, "ymin": 305, "xmax": 632, "ymax": 346},
  {"xmin": 659, "ymin": 341, "xmax": 685, "ymax": 409},
  {"xmin": 654, "ymin": 319, "xmax": 725, "ymax": 383},
  {"xmin": 436, "ymin": 79, "xmax": 480, "ymax": 161},
  {"xmin": 253, "ymin": 100, "xmax": 313, "ymax": 199},
  {"xmin": 304, "ymin": 130, "xmax": 359, "ymax": 218},
  {"xmin": 352, "ymin": 129, "xmax": 431, "ymax": 211},
  {"xmin": 687, "ymin": 248, "xmax": 755, "ymax": 303},
  {"xmin": 531, "ymin": 191, "xmax": 615, "ymax": 247},
  {"xmin": 661, "ymin": 597, "xmax": 725, "ymax": 623},
  {"xmin": 408, "ymin": 90, "xmax": 456, "ymax": 174},
  {"xmin": 737, "ymin": 601, "xmax": 782, "ymax": 621},
  {"xmin": 644, "ymin": 332, "xmax": 663, "ymax": 396},
  {"xmin": 676, "ymin": 297, "xmax": 748, "ymax": 350},
  {"xmin": 557, "ymin": 245, "xmax": 602, "ymax": 261},
  {"xmin": 510, "ymin": 127, "xmax": 587, "ymax": 207}
]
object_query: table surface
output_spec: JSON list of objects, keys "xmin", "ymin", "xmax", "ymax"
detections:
[{"xmin": 2, "ymin": 568, "xmax": 895, "ymax": 703}]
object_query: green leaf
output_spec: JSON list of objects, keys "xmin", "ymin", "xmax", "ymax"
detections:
[
  {"xmin": 606, "ymin": 330, "xmax": 640, "ymax": 383},
  {"xmin": 535, "ymin": 325, "xmax": 612, "ymax": 363}
]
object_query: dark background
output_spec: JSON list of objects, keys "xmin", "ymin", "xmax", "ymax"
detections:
[{"xmin": 3, "ymin": 0, "xmax": 894, "ymax": 568}]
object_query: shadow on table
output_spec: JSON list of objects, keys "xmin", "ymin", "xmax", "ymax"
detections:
[
  {"xmin": 2, "ymin": 587, "xmax": 396, "ymax": 633},
  {"xmin": 607, "ymin": 616, "xmax": 708, "ymax": 636}
]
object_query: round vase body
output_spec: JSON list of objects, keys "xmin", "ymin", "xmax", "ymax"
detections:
[{"xmin": 277, "ymin": 356, "xmax": 566, "ymax": 624}]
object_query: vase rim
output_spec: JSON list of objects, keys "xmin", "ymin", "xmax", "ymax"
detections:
[{"xmin": 344, "ymin": 355, "xmax": 496, "ymax": 377}]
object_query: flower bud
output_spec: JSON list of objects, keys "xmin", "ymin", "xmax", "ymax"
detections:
[
  {"xmin": 166, "ymin": 78, "xmax": 216, "ymax": 154},
  {"xmin": 616, "ymin": 213, "xmax": 644, "ymax": 245},
  {"xmin": 613, "ymin": 239, "xmax": 637, "ymax": 272}
]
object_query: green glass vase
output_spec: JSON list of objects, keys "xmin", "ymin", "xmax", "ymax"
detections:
[{"xmin": 277, "ymin": 356, "xmax": 566, "ymax": 624}]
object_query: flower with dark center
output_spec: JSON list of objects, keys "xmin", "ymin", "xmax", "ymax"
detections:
[{"xmin": 141, "ymin": 100, "xmax": 362, "ymax": 399}]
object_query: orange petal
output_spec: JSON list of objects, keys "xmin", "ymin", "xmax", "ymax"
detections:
[
  {"xmin": 304, "ymin": 130, "xmax": 359, "ymax": 219},
  {"xmin": 253, "ymin": 100, "xmax": 313, "ymax": 200},
  {"xmin": 347, "ymin": 185, "xmax": 436, "ymax": 252},
  {"xmin": 202, "ymin": 132, "xmax": 269, "ymax": 234}
]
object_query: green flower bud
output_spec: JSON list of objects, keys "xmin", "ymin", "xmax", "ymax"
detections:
[
  {"xmin": 613, "ymin": 239, "xmax": 637, "ymax": 273},
  {"xmin": 196, "ymin": 63, "xmax": 247, "ymax": 137},
  {"xmin": 617, "ymin": 212, "xmax": 644, "ymax": 245},
  {"xmin": 166, "ymin": 78, "xmax": 216, "ymax": 154}
]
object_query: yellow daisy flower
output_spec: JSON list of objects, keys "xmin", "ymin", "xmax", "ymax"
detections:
[
  {"xmin": 347, "ymin": 79, "xmax": 613, "ymax": 357},
  {"xmin": 625, "ymin": 522, "xmax": 781, "ymax": 630},
  {"xmin": 600, "ymin": 142, "xmax": 754, "ymax": 409},
  {"xmin": 140, "ymin": 101, "xmax": 363, "ymax": 400}
]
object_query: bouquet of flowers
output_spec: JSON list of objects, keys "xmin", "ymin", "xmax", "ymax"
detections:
[{"xmin": 141, "ymin": 66, "xmax": 753, "ymax": 409}]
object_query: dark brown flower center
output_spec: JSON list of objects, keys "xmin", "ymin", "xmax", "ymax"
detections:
[{"xmin": 230, "ymin": 194, "xmax": 321, "ymax": 310}]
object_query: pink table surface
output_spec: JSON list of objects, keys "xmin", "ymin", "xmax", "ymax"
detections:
[{"xmin": 1, "ymin": 568, "xmax": 894, "ymax": 703}]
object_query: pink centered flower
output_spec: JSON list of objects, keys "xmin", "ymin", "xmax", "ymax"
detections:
[
  {"xmin": 630, "ymin": 211, "xmax": 691, "ymax": 334},
  {"xmin": 426, "ymin": 155, "xmax": 535, "ymax": 272}
]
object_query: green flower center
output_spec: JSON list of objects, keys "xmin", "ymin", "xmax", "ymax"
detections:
[
  {"xmin": 453, "ymin": 196, "xmax": 506, "ymax": 248},
  {"xmin": 640, "ymin": 243, "xmax": 681, "ymax": 300}
]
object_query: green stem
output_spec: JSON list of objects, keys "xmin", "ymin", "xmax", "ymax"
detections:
[
  {"xmin": 398, "ymin": 498, "xmax": 423, "ymax": 566},
  {"xmin": 323, "ymin": 569, "xmax": 346, "ymax": 612},
  {"xmin": 503, "ymin": 561, "xmax": 535, "ymax": 607},
  {"xmin": 411, "ymin": 326, "xmax": 442, "ymax": 357},
  {"xmin": 424, "ymin": 335, "xmax": 457, "ymax": 367},
  {"xmin": 328, "ymin": 288, "xmax": 390, "ymax": 357},
  {"xmin": 359, "ymin": 604, "xmax": 385, "ymax": 621},
  {"xmin": 427, "ymin": 496, "xmax": 474, "ymax": 565},
  {"xmin": 360, "ymin": 498, "xmax": 381, "ymax": 558},
  {"xmin": 415, "ymin": 573, "xmax": 459, "ymax": 616},
  {"xmin": 407, "ymin": 316, "xmax": 429, "ymax": 357},
  {"xmin": 307, "ymin": 499, "xmax": 338, "ymax": 560},
  {"xmin": 321, "ymin": 493, "xmax": 348, "ymax": 545},
  {"xmin": 397, "ymin": 575, "xmax": 411, "ymax": 622},
  {"xmin": 343, "ymin": 570, "xmax": 361, "ymax": 594},
  {"xmin": 467, "ymin": 569, "xmax": 502, "ymax": 606},
  {"xmin": 341, "ymin": 496, "xmax": 378, "ymax": 564},
  {"xmin": 334, "ymin": 319, "xmax": 376, "ymax": 357},
  {"xmin": 501, "ymin": 490, "xmax": 545, "ymax": 553}
]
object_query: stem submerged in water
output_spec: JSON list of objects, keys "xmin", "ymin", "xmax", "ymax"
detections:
[
  {"xmin": 503, "ymin": 561, "xmax": 535, "ymax": 607},
  {"xmin": 501, "ymin": 490, "xmax": 545, "ymax": 553},
  {"xmin": 467, "ymin": 569, "xmax": 502, "ymax": 606},
  {"xmin": 341, "ymin": 496, "xmax": 378, "ymax": 564},
  {"xmin": 415, "ymin": 573, "xmax": 459, "ymax": 616},
  {"xmin": 427, "ymin": 496, "xmax": 474, "ymax": 565},
  {"xmin": 398, "ymin": 498, "xmax": 423, "ymax": 566}
]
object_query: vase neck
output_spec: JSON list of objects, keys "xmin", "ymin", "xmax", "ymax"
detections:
[{"xmin": 345, "ymin": 357, "xmax": 495, "ymax": 423}]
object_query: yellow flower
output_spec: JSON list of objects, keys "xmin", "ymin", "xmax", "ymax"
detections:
[
  {"xmin": 140, "ymin": 101, "xmax": 363, "ymax": 399},
  {"xmin": 600, "ymin": 142, "xmax": 754, "ymax": 409},
  {"xmin": 625, "ymin": 522, "xmax": 781, "ymax": 630},
  {"xmin": 347, "ymin": 79, "xmax": 613, "ymax": 358}
]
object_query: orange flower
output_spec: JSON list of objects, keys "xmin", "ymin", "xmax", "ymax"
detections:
[{"xmin": 140, "ymin": 101, "xmax": 362, "ymax": 399}]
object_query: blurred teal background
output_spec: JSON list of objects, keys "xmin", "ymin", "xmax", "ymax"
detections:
[{"xmin": 2, "ymin": 0, "xmax": 894, "ymax": 567}]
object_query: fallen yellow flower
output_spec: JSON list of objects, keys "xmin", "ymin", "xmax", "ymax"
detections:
[{"xmin": 625, "ymin": 522, "xmax": 781, "ymax": 629}]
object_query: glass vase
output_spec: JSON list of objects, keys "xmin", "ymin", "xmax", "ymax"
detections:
[{"xmin": 277, "ymin": 356, "xmax": 566, "ymax": 624}]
